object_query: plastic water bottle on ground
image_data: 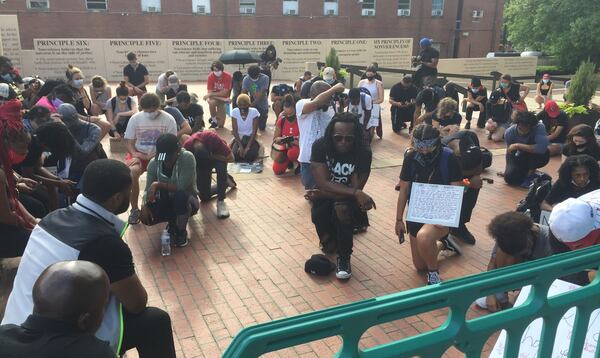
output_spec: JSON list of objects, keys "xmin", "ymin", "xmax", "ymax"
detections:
[{"xmin": 161, "ymin": 230, "xmax": 171, "ymax": 256}]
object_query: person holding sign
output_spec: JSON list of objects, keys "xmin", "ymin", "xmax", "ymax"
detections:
[
  {"xmin": 395, "ymin": 124, "xmax": 464, "ymax": 285},
  {"xmin": 541, "ymin": 154, "xmax": 600, "ymax": 212},
  {"xmin": 308, "ymin": 112, "xmax": 374, "ymax": 280}
]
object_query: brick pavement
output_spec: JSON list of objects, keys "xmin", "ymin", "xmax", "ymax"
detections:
[{"xmin": 0, "ymin": 84, "xmax": 565, "ymax": 357}]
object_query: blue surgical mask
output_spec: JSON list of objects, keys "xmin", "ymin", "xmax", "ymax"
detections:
[
  {"xmin": 471, "ymin": 88, "xmax": 479, "ymax": 93},
  {"xmin": 72, "ymin": 79, "xmax": 84, "ymax": 88},
  {"xmin": 500, "ymin": 82, "xmax": 509, "ymax": 89},
  {"xmin": 542, "ymin": 79, "xmax": 549, "ymax": 84}
]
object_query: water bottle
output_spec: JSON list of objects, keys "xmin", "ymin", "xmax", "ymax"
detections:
[{"xmin": 161, "ymin": 230, "xmax": 171, "ymax": 256}]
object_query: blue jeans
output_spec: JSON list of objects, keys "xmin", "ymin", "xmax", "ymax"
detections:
[{"xmin": 300, "ymin": 162, "xmax": 316, "ymax": 189}]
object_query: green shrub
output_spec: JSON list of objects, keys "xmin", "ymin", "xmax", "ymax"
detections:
[
  {"xmin": 559, "ymin": 103, "xmax": 588, "ymax": 118},
  {"xmin": 325, "ymin": 48, "xmax": 340, "ymax": 72},
  {"xmin": 566, "ymin": 60, "xmax": 600, "ymax": 106},
  {"xmin": 535, "ymin": 65, "xmax": 565, "ymax": 76}
]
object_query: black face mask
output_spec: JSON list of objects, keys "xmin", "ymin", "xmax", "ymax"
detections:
[
  {"xmin": 575, "ymin": 143, "xmax": 587, "ymax": 150},
  {"xmin": 367, "ymin": 76, "xmax": 375, "ymax": 81},
  {"xmin": 240, "ymin": 108, "xmax": 249, "ymax": 116}
]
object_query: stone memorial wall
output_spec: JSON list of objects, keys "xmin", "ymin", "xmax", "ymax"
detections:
[{"xmin": 0, "ymin": 14, "xmax": 536, "ymax": 86}]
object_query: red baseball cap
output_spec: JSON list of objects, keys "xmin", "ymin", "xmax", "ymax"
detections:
[
  {"xmin": 564, "ymin": 229, "xmax": 600, "ymax": 251},
  {"xmin": 544, "ymin": 100, "xmax": 560, "ymax": 118}
]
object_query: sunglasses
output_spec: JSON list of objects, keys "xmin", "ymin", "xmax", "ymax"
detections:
[{"xmin": 333, "ymin": 135, "xmax": 355, "ymax": 143}]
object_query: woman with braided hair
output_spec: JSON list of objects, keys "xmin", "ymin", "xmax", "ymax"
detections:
[{"xmin": 0, "ymin": 83, "xmax": 36, "ymax": 257}]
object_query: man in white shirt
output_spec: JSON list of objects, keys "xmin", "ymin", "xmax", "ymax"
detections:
[
  {"xmin": 296, "ymin": 81, "xmax": 345, "ymax": 189},
  {"xmin": 124, "ymin": 93, "xmax": 177, "ymax": 224}
]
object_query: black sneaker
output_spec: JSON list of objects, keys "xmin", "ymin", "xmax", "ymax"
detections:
[
  {"xmin": 464, "ymin": 121, "xmax": 471, "ymax": 130},
  {"xmin": 441, "ymin": 235, "xmax": 462, "ymax": 256},
  {"xmin": 427, "ymin": 271, "xmax": 442, "ymax": 285},
  {"xmin": 209, "ymin": 118, "xmax": 218, "ymax": 129},
  {"xmin": 175, "ymin": 230, "xmax": 189, "ymax": 247},
  {"xmin": 450, "ymin": 224, "xmax": 476, "ymax": 245},
  {"xmin": 336, "ymin": 256, "xmax": 352, "ymax": 280}
]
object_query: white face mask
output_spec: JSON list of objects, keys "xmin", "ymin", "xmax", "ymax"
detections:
[
  {"xmin": 213, "ymin": 70, "xmax": 223, "ymax": 77},
  {"xmin": 542, "ymin": 79, "xmax": 549, "ymax": 84}
]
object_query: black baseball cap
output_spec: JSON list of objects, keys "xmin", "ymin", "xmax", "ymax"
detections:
[
  {"xmin": 304, "ymin": 254, "xmax": 335, "ymax": 276},
  {"xmin": 155, "ymin": 133, "xmax": 180, "ymax": 161}
]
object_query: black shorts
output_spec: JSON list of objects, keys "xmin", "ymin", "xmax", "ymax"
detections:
[{"xmin": 406, "ymin": 220, "xmax": 424, "ymax": 237}]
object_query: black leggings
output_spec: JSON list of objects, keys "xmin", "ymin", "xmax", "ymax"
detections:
[
  {"xmin": 120, "ymin": 307, "xmax": 176, "ymax": 358},
  {"xmin": 504, "ymin": 151, "xmax": 550, "ymax": 185},
  {"xmin": 465, "ymin": 99, "xmax": 487, "ymax": 127},
  {"xmin": 231, "ymin": 136, "xmax": 259, "ymax": 163}
]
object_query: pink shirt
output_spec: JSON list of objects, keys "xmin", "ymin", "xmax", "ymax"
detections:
[{"xmin": 34, "ymin": 96, "xmax": 58, "ymax": 113}]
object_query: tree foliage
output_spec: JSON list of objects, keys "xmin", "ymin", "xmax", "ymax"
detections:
[
  {"xmin": 325, "ymin": 48, "xmax": 340, "ymax": 72},
  {"xmin": 566, "ymin": 60, "xmax": 600, "ymax": 107},
  {"xmin": 504, "ymin": 0, "xmax": 600, "ymax": 71}
]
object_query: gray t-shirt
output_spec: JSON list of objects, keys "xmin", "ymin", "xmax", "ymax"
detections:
[
  {"xmin": 492, "ymin": 224, "xmax": 552, "ymax": 261},
  {"xmin": 241, "ymin": 74, "xmax": 270, "ymax": 112}
]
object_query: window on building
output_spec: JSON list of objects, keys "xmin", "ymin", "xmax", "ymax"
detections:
[
  {"xmin": 141, "ymin": 0, "xmax": 161, "ymax": 12},
  {"xmin": 27, "ymin": 0, "xmax": 49, "ymax": 10},
  {"xmin": 192, "ymin": 0, "xmax": 211, "ymax": 14},
  {"xmin": 361, "ymin": 0, "xmax": 375, "ymax": 17},
  {"xmin": 397, "ymin": 0, "xmax": 410, "ymax": 16},
  {"xmin": 283, "ymin": 0, "xmax": 298, "ymax": 16},
  {"xmin": 323, "ymin": 0, "xmax": 338, "ymax": 16},
  {"xmin": 240, "ymin": 0, "xmax": 256, "ymax": 15},
  {"xmin": 431, "ymin": 0, "xmax": 444, "ymax": 16},
  {"xmin": 472, "ymin": 9, "xmax": 484, "ymax": 21},
  {"xmin": 86, "ymin": 0, "xmax": 107, "ymax": 11}
]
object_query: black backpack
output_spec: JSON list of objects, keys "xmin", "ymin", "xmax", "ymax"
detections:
[{"xmin": 516, "ymin": 173, "xmax": 552, "ymax": 222}]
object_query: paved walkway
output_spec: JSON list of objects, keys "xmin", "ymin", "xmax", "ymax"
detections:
[{"xmin": 1, "ymin": 84, "xmax": 565, "ymax": 357}]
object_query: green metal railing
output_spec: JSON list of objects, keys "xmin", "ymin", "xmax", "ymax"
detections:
[{"xmin": 223, "ymin": 245, "xmax": 600, "ymax": 357}]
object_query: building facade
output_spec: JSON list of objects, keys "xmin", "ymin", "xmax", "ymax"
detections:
[{"xmin": 0, "ymin": 0, "xmax": 504, "ymax": 59}]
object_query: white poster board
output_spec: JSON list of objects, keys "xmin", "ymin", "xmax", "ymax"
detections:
[
  {"xmin": 490, "ymin": 279, "xmax": 600, "ymax": 357},
  {"xmin": 406, "ymin": 183, "xmax": 464, "ymax": 228}
]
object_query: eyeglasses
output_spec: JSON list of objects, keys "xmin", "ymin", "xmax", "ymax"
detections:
[{"xmin": 333, "ymin": 135, "xmax": 355, "ymax": 143}]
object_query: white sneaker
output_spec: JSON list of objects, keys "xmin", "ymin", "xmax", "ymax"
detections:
[{"xmin": 217, "ymin": 200, "xmax": 230, "ymax": 219}]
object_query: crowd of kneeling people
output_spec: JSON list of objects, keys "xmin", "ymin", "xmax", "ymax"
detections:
[{"xmin": 0, "ymin": 49, "xmax": 599, "ymax": 356}]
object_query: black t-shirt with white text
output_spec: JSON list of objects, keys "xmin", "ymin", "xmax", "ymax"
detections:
[
  {"xmin": 178, "ymin": 103, "xmax": 204, "ymax": 128},
  {"xmin": 310, "ymin": 138, "xmax": 371, "ymax": 186}
]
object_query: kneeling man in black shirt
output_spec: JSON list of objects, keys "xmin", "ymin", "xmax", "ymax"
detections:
[{"xmin": 309, "ymin": 112, "xmax": 375, "ymax": 280}]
